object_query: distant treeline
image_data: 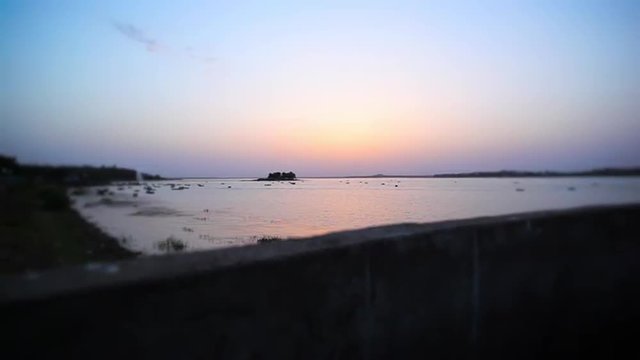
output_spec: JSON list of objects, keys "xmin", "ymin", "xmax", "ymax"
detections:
[
  {"xmin": 335, "ymin": 167, "xmax": 640, "ymax": 179},
  {"xmin": 0, "ymin": 155, "xmax": 163, "ymax": 186},
  {"xmin": 432, "ymin": 168, "xmax": 640, "ymax": 178}
]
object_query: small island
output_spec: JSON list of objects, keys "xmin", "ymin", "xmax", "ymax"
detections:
[{"xmin": 257, "ymin": 171, "xmax": 297, "ymax": 181}]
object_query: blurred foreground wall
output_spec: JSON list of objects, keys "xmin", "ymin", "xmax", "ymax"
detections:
[{"xmin": 2, "ymin": 204, "xmax": 640, "ymax": 359}]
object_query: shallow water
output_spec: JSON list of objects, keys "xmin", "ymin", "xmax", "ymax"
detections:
[{"xmin": 72, "ymin": 177, "xmax": 640, "ymax": 254}]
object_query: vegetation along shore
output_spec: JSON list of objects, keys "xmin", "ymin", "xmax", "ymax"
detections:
[{"xmin": 0, "ymin": 155, "xmax": 149, "ymax": 275}]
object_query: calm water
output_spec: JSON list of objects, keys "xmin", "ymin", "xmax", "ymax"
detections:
[{"xmin": 72, "ymin": 177, "xmax": 640, "ymax": 254}]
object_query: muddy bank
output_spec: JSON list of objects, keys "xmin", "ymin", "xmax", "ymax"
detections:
[{"xmin": 0, "ymin": 183, "xmax": 138, "ymax": 275}]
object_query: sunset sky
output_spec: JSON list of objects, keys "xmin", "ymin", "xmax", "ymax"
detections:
[{"xmin": 1, "ymin": 0, "xmax": 639, "ymax": 177}]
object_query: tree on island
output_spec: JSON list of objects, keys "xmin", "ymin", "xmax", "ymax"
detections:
[{"xmin": 259, "ymin": 171, "xmax": 297, "ymax": 181}]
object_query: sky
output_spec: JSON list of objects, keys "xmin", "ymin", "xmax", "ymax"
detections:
[{"xmin": 1, "ymin": 0, "xmax": 639, "ymax": 177}]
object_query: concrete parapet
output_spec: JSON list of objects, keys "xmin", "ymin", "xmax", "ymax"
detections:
[{"xmin": 2, "ymin": 204, "xmax": 640, "ymax": 358}]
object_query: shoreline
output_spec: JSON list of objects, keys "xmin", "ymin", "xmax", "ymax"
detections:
[{"xmin": 0, "ymin": 184, "xmax": 138, "ymax": 275}]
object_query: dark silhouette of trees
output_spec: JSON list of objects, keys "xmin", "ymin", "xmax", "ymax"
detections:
[
  {"xmin": 260, "ymin": 171, "xmax": 297, "ymax": 181},
  {"xmin": 0, "ymin": 155, "xmax": 18, "ymax": 174},
  {"xmin": 0, "ymin": 154, "xmax": 164, "ymax": 185}
]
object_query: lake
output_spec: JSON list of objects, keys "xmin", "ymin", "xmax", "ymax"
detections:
[{"xmin": 71, "ymin": 177, "xmax": 640, "ymax": 254}]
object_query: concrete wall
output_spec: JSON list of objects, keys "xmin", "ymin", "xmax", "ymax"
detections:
[{"xmin": 2, "ymin": 204, "xmax": 640, "ymax": 359}]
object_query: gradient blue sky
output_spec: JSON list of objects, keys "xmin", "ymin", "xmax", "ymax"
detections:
[{"xmin": 1, "ymin": 0, "xmax": 639, "ymax": 177}]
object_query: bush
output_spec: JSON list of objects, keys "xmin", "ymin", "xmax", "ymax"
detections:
[
  {"xmin": 257, "ymin": 236, "xmax": 283, "ymax": 244},
  {"xmin": 38, "ymin": 186, "xmax": 70, "ymax": 211},
  {"xmin": 157, "ymin": 237, "xmax": 187, "ymax": 252}
]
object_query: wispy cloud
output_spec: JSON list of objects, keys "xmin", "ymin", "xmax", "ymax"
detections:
[
  {"xmin": 185, "ymin": 46, "xmax": 216, "ymax": 64},
  {"xmin": 112, "ymin": 21, "xmax": 161, "ymax": 52},
  {"xmin": 112, "ymin": 21, "xmax": 215, "ymax": 65}
]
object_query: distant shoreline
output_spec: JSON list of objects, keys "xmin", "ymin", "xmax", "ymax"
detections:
[
  {"xmin": 336, "ymin": 168, "xmax": 640, "ymax": 179},
  {"xmin": 176, "ymin": 167, "xmax": 640, "ymax": 180},
  {"xmin": 293, "ymin": 168, "xmax": 640, "ymax": 179}
]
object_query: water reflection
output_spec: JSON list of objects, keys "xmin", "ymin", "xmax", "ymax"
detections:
[{"xmin": 72, "ymin": 177, "xmax": 640, "ymax": 254}]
